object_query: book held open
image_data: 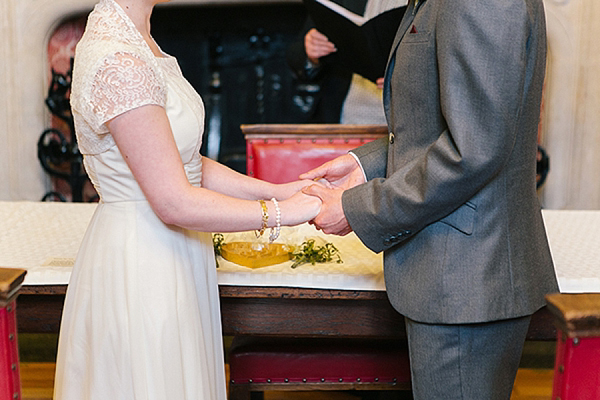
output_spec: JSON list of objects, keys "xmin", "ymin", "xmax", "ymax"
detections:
[{"xmin": 303, "ymin": 0, "xmax": 407, "ymax": 83}]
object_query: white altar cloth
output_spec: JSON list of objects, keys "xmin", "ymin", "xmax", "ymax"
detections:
[{"xmin": 0, "ymin": 201, "xmax": 598, "ymax": 293}]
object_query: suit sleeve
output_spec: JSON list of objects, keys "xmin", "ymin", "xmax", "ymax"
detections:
[
  {"xmin": 351, "ymin": 136, "xmax": 389, "ymax": 180},
  {"xmin": 343, "ymin": 0, "xmax": 534, "ymax": 253}
]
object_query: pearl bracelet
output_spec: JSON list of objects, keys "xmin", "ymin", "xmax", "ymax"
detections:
[{"xmin": 269, "ymin": 198, "xmax": 281, "ymax": 243}]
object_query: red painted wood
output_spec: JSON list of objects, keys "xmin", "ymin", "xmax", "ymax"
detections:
[
  {"xmin": 552, "ymin": 330, "xmax": 600, "ymax": 400},
  {"xmin": 0, "ymin": 301, "xmax": 21, "ymax": 400}
]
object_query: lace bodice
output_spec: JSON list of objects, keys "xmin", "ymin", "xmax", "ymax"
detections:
[
  {"xmin": 70, "ymin": 0, "xmax": 205, "ymax": 202},
  {"xmin": 71, "ymin": 0, "xmax": 203, "ymax": 156}
]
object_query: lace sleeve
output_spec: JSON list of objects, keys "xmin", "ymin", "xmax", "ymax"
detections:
[{"xmin": 90, "ymin": 51, "xmax": 166, "ymax": 129}]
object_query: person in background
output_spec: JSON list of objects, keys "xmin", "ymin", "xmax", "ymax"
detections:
[
  {"xmin": 300, "ymin": 0, "xmax": 559, "ymax": 398},
  {"xmin": 53, "ymin": 0, "xmax": 321, "ymax": 399},
  {"xmin": 287, "ymin": 0, "xmax": 407, "ymax": 124}
]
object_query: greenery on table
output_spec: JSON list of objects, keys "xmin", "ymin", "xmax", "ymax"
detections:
[
  {"xmin": 213, "ymin": 233, "xmax": 224, "ymax": 256},
  {"xmin": 212, "ymin": 233, "xmax": 225, "ymax": 267},
  {"xmin": 290, "ymin": 239, "xmax": 343, "ymax": 269}
]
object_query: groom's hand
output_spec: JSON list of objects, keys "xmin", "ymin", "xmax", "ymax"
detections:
[
  {"xmin": 299, "ymin": 154, "xmax": 365, "ymax": 191},
  {"xmin": 302, "ymin": 184, "xmax": 352, "ymax": 236}
]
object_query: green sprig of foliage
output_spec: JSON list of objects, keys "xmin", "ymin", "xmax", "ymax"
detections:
[
  {"xmin": 291, "ymin": 239, "xmax": 343, "ymax": 269},
  {"xmin": 213, "ymin": 233, "xmax": 225, "ymax": 267}
]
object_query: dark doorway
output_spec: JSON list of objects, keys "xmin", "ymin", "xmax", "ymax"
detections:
[{"xmin": 151, "ymin": 3, "xmax": 311, "ymax": 173}]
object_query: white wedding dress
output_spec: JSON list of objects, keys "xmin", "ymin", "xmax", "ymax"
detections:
[{"xmin": 53, "ymin": 0, "xmax": 227, "ymax": 399}]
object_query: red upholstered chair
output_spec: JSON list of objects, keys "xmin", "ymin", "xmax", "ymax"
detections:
[
  {"xmin": 227, "ymin": 124, "xmax": 411, "ymax": 400},
  {"xmin": 243, "ymin": 124, "xmax": 388, "ymax": 183},
  {"xmin": 228, "ymin": 337, "xmax": 412, "ymax": 400},
  {"xmin": 0, "ymin": 268, "xmax": 27, "ymax": 400}
]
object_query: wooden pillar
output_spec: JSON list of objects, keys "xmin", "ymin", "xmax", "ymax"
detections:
[
  {"xmin": 0, "ymin": 268, "xmax": 27, "ymax": 400},
  {"xmin": 546, "ymin": 293, "xmax": 600, "ymax": 400}
]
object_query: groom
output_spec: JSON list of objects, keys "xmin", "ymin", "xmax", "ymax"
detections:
[{"xmin": 301, "ymin": 0, "xmax": 559, "ymax": 398}]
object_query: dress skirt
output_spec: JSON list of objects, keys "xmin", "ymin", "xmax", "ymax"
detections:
[{"xmin": 54, "ymin": 201, "xmax": 227, "ymax": 400}]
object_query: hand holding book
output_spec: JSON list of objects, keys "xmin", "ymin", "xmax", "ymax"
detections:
[
  {"xmin": 305, "ymin": 28, "xmax": 337, "ymax": 63},
  {"xmin": 302, "ymin": 0, "xmax": 407, "ymax": 83}
]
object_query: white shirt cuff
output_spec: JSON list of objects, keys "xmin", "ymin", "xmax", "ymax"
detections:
[{"xmin": 348, "ymin": 151, "xmax": 367, "ymax": 183}]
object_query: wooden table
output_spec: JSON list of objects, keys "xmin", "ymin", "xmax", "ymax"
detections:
[
  {"xmin": 16, "ymin": 284, "xmax": 557, "ymax": 340},
  {"xmin": 3, "ymin": 202, "xmax": 598, "ymax": 342}
]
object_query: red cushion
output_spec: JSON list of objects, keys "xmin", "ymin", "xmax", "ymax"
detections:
[
  {"xmin": 246, "ymin": 138, "xmax": 376, "ymax": 183},
  {"xmin": 229, "ymin": 337, "xmax": 411, "ymax": 384}
]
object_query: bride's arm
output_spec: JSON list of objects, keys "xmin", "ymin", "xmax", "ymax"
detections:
[
  {"xmin": 107, "ymin": 104, "xmax": 320, "ymax": 232},
  {"xmin": 200, "ymin": 157, "xmax": 314, "ymax": 201}
]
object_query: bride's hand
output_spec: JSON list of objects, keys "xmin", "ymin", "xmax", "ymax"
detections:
[
  {"xmin": 273, "ymin": 179, "xmax": 328, "ymax": 200},
  {"xmin": 279, "ymin": 190, "xmax": 322, "ymax": 226}
]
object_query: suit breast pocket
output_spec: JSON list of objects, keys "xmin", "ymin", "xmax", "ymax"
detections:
[{"xmin": 401, "ymin": 29, "xmax": 431, "ymax": 44}]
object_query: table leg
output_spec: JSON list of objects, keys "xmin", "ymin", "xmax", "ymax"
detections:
[
  {"xmin": 552, "ymin": 330, "xmax": 600, "ymax": 400},
  {"xmin": 0, "ymin": 300, "xmax": 21, "ymax": 400}
]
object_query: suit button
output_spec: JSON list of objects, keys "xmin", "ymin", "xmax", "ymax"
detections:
[{"xmin": 388, "ymin": 132, "xmax": 395, "ymax": 144}]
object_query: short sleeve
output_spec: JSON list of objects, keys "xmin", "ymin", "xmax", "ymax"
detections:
[{"xmin": 90, "ymin": 51, "xmax": 166, "ymax": 128}]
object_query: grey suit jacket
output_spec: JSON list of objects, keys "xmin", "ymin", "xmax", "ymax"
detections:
[{"xmin": 342, "ymin": 0, "xmax": 559, "ymax": 324}]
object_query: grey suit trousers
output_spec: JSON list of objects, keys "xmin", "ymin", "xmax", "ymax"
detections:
[{"xmin": 404, "ymin": 316, "xmax": 531, "ymax": 400}]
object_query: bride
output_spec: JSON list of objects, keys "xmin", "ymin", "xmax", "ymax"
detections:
[{"xmin": 53, "ymin": 0, "xmax": 321, "ymax": 398}]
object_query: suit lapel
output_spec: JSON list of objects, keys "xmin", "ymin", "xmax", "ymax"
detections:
[
  {"xmin": 383, "ymin": 0, "xmax": 424, "ymax": 119},
  {"xmin": 388, "ymin": 0, "xmax": 419, "ymax": 64}
]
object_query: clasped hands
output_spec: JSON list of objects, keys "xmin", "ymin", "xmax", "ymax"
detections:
[{"xmin": 298, "ymin": 154, "xmax": 365, "ymax": 236}]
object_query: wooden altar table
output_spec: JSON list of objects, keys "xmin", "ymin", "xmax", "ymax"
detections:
[
  {"xmin": 1, "ymin": 201, "xmax": 599, "ymax": 340},
  {"xmin": 15, "ymin": 285, "xmax": 556, "ymax": 340}
]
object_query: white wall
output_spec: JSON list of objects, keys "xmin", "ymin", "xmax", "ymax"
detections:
[
  {"xmin": 541, "ymin": 0, "xmax": 600, "ymax": 209},
  {"xmin": 0, "ymin": 0, "xmax": 97, "ymax": 200}
]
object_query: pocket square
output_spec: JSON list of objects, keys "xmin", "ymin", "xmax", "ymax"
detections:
[{"xmin": 410, "ymin": 25, "xmax": 418, "ymax": 34}]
